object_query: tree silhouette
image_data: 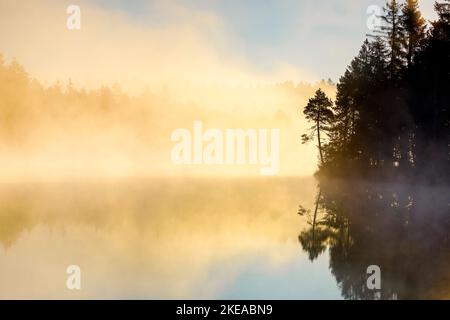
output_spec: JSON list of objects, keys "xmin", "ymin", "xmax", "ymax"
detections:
[
  {"xmin": 301, "ymin": 89, "xmax": 334, "ymax": 166},
  {"xmin": 379, "ymin": 0, "xmax": 406, "ymax": 80},
  {"xmin": 310, "ymin": 1, "xmax": 450, "ymax": 183},
  {"xmin": 401, "ymin": 0, "xmax": 426, "ymax": 67},
  {"xmin": 435, "ymin": 0, "xmax": 450, "ymax": 23},
  {"xmin": 298, "ymin": 189, "xmax": 333, "ymax": 261},
  {"xmin": 297, "ymin": 179, "xmax": 450, "ymax": 299}
]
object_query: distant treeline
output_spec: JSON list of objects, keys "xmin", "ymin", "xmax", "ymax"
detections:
[
  {"xmin": 302, "ymin": 0, "xmax": 450, "ymax": 183},
  {"xmin": 0, "ymin": 55, "xmax": 141, "ymax": 144},
  {"xmin": 0, "ymin": 53, "xmax": 334, "ymax": 146}
]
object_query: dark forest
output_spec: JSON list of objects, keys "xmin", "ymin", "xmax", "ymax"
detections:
[{"xmin": 302, "ymin": 0, "xmax": 450, "ymax": 184}]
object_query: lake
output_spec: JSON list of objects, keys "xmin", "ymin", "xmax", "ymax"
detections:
[{"xmin": 0, "ymin": 177, "xmax": 448, "ymax": 299}]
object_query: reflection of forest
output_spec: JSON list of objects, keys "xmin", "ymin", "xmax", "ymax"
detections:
[
  {"xmin": 0, "ymin": 183, "xmax": 113, "ymax": 248},
  {"xmin": 299, "ymin": 179, "xmax": 450, "ymax": 300},
  {"xmin": 0, "ymin": 177, "xmax": 308, "ymax": 250}
]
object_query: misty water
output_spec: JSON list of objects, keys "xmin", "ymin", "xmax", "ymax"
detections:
[{"xmin": 0, "ymin": 177, "xmax": 448, "ymax": 299}]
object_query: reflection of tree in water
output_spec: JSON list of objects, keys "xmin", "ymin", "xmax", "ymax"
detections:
[
  {"xmin": 298, "ymin": 190, "xmax": 334, "ymax": 261},
  {"xmin": 298, "ymin": 179, "xmax": 450, "ymax": 299}
]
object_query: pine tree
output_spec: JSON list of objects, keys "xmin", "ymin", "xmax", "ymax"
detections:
[
  {"xmin": 435, "ymin": 0, "xmax": 450, "ymax": 23},
  {"xmin": 377, "ymin": 0, "xmax": 406, "ymax": 80},
  {"xmin": 432, "ymin": 1, "xmax": 450, "ymax": 39},
  {"xmin": 401, "ymin": 0, "xmax": 426, "ymax": 67},
  {"xmin": 302, "ymin": 89, "xmax": 334, "ymax": 166},
  {"xmin": 311, "ymin": 1, "xmax": 450, "ymax": 181}
]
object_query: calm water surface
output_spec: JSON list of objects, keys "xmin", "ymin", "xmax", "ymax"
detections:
[{"xmin": 0, "ymin": 177, "xmax": 448, "ymax": 299}]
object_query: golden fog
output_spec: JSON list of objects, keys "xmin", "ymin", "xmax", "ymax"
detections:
[{"xmin": 0, "ymin": 0, "xmax": 336, "ymax": 180}]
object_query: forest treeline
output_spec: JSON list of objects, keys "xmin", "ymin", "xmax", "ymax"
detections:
[
  {"xmin": 302, "ymin": 0, "xmax": 450, "ymax": 183},
  {"xmin": 0, "ymin": 52, "xmax": 334, "ymax": 145}
]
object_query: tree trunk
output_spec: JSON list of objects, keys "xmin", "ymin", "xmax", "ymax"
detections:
[
  {"xmin": 312, "ymin": 189, "xmax": 321, "ymax": 241},
  {"xmin": 317, "ymin": 109, "xmax": 324, "ymax": 165},
  {"xmin": 407, "ymin": 36, "xmax": 413, "ymax": 68}
]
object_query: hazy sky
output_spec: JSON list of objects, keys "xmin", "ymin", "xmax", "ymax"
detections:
[
  {"xmin": 89, "ymin": 0, "xmax": 437, "ymax": 82},
  {"xmin": 0, "ymin": 0, "xmax": 438, "ymax": 90}
]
